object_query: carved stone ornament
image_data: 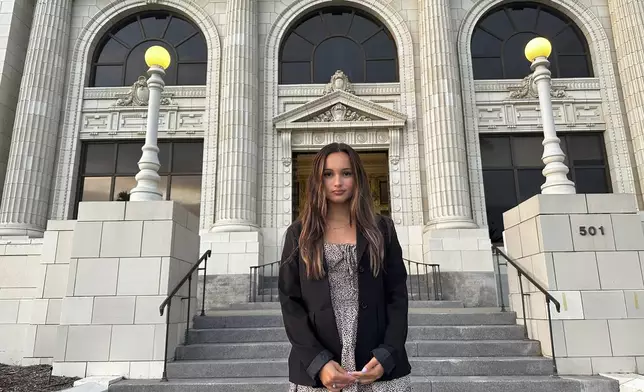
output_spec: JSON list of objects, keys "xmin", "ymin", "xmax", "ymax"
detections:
[
  {"xmin": 115, "ymin": 76, "xmax": 173, "ymax": 106},
  {"xmin": 508, "ymin": 74, "xmax": 567, "ymax": 99},
  {"xmin": 311, "ymin": 103, "xmax": 372, "ymax": 122},
  {"xmin": 323, "ymin": 70, "xmax": 355, "ymax": 95}
]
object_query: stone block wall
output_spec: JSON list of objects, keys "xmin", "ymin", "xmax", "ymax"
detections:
[
  {"xmin": 423, "ymin": 228, "xmax": 496, "ymax": 306},
  {"xmin": 0, "ymin": 236, "xmax": 42, "ymax": 365},
  {"xmin": 503, "ymin": 194, "xmax": 644, "ymax": 375},
  {"xmin": 52, "ymin": 201, "xmax": 200, "ymax": 379},
  {"xmin": 20, "ymin": 220, "xmax": 75, "ymax": 366},
  {"xmin": 199, "ymin": 230, "xmax": 263, "ymax": 308}
]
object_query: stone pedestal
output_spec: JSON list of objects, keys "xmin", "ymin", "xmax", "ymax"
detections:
[
  {"xmin": 52, "ymin": 201, "xmax": 200, "ymax": 379},
  {"xmin": 199, "ymin": 231, "xmax": 263, "ymax": 308},
  {"xmin": 503, "ymin": 194, "xmax": 644, "ymax": 375},
  {"xmin": 423, "ymin": 228, "xmax": 496, "ymax": 307}
]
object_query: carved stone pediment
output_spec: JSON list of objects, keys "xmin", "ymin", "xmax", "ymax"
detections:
[
  {"xmin": 273, "ymin": 90, "xmax": 406, "ymax": 131},
  {"xmin": 307, "ymin": 103, "xmax": 374, "ymax": 122}
]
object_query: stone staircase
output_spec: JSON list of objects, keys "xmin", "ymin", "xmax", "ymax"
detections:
[{"xmin": 109, "ymin": 301, "xmax": 618, "ymax": 392}]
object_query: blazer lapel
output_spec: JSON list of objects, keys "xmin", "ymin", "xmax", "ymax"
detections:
[{"xmin": 356, "ymin": 228, "xmax": 368, "ymax": 265}]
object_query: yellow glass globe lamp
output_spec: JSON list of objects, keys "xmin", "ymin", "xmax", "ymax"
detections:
[
  {"xmin": 145, "ymin": 46, "xmax": 171, "ymax": 70},
  {"xmin": 524, "ymin": 37, "xmax": 552, "ymax": 62}
]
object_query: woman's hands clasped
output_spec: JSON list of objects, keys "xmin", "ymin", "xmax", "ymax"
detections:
[
  {"xmin": 320, "ymin": 357, "xmax": 385, "ymax": 391},
  {"xmin": 349, "ymin": 357, "xmax": 384, "ymax": 385},
  {"xmin": 320, "ymin": 361, "xmax": 355, "ymax": 391}
]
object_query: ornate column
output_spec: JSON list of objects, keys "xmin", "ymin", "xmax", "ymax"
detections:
[
  {"xmin": 0, "ymin": 0, "xmax": 72, "ymax": 237},
  {"xmin": 607, "ymin": 0, "xmax": 644, "ymax": 196},
  {"xmin": 211, "ymin": 0, "xmax": 259, "ymax": 232},
  {"xmin": 418, "ymin": 0, "xmax": 476, "ymax": 229}
]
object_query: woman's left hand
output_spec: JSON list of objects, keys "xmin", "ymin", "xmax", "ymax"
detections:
[{"xmin": 349, "ymin": 357, "xmax": 384, "ymax": 385}]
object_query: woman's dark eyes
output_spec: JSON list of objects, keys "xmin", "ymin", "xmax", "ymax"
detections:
[{"xmin": 323, "ymin": 171, "xmax": 352, "ymax": 177}]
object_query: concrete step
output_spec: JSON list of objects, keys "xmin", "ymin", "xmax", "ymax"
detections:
[
  {"xmin": 255, "ymin": 275, "xmax": 438, "ymax": 289},
  {"xmin": 209, "ymin": 300, "xmax": 464, "ymax": 311},
  {"xmin": 251, "ymin": 296, "xmax": 463, "ymax": 307},
  {"xmin": 164, "ymin": 357, "xmax": 553, "ymax": 378},
  {"xmin": 109, "ymin": 376, "xmax": 618, "ymax": 392},
  {"xmin": 192, "ymin": 311, "xmax": 516, "ymax": 329},
  {"xmin": 258, "ymin": 288, "xmax": 439, "ymax": 299},
  {"xmin": 188, "ymin": 325, "xmax": 526, "ymax": 344},
  {"xmin": 175, "ymin": 340, "xmax": 541, "ymax": 360}
]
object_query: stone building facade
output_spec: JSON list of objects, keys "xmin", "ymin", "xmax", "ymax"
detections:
[{"xmin": 0, "ymin": 0, "xmax": 643, "ymax": 371}]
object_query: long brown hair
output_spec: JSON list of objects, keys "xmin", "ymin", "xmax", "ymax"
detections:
[{"xmin": 298, "ymin": 143, "xmax": 384, "ymax": 279}]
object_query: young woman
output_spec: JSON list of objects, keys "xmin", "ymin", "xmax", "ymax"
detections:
[{"xmin": 279, "ymin": 143, "xmax": 411, "ymax": 391}]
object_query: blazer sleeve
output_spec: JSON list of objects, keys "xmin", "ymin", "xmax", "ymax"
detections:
[
  {"xmin": 372, "ymin": 217, "xmax": 408, "ymax": 375},
  {"xmin": 278, "ymin": 225, "xmax": 334, "ymax": 380}
]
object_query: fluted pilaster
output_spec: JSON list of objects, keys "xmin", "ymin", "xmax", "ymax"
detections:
[
  {"xmin": 0, "ymin": 0, "xmax": 72, "ymax": 237},
  {"xmin": 212, "ymin": 0, "xmax": 258, "ymax": 232},
  {"xmin": 418, "ymin": 0, "xmax": 475, "ymax": 229},
  {"xmin": 608, "ymin": 0, "xmax": 644, "ymax": 196}
]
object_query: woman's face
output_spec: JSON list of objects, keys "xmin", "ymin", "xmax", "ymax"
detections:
[{"xmin": 323, "ymin": 152, "xmax": 355, "ymax": 205}]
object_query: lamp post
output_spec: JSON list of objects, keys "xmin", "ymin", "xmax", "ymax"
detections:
[
  {"xmin": 525, "ymin": 37, "xmax": 576, "ymax": 194},
  {"xmin": 129, "ymin": 46, "xmax": 171, "ymax": 201}
]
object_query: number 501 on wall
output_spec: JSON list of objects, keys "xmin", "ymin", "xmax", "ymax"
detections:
[{"xmin": 578, "ymin": 226, "xmax": 605, "ymax": 236}]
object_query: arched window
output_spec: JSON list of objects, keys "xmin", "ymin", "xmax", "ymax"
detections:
[
  {"xmin": 471, "ymin": 3, "xmax": 592, "ymax": 79},
  {"xmin": 279, "ymin": 7, "xmax": 398, "ymax": 84},
  {"xmin": 90, "ymin": 12, "xmax": 207, "ymax": 87}
]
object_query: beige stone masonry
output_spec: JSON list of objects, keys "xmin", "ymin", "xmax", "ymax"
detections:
[
  {"xmin": 52, "ymin": 201, "xmax": 200, "ymax": 379},
  {"xmin": 504, "ymin": 194, "xmax": 644, "ymax": 375}
]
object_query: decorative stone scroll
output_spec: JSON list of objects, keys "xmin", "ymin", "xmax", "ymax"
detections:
[
  {"xmin": 508, "ymin": 74, "xmax": 567, "ymax": 99},
  {"xmin": 115, "ymin": 76, "xmax": 173, "ymax": 106}
]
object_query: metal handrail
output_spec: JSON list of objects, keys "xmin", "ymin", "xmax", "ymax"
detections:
[
  {"xmin": 158, "ymin": 250, "xmax": 212, "ymax": 382},
  {"xmin": 403, "ymin": 258, "xmax": 442, "ymax": 301},
  {"xmin": 492, "ymin": 245, "xmax": 561, "ymax": 376},
  {"xmin": 249, "ymin": 260, "xmax": 279, "ymax": 302},
  {"xmin": 249, "ymin": 258, "xmax": 443, "ymax": 302}
]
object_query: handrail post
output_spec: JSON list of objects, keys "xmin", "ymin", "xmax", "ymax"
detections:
[
  {"xmin": 437, "ymin": 265, "xmax": 442, "ymax": 300},
  {"xmin": 186, "ymin": 275, "xmax": 192, "ymax": 344},
  {"xmin": 424, "ymin": 264, "xmax": 430, "ymax": 301},
  {"xmin": 518, "ymin": 272, "xmax": 529, "ymax": 338},
  {"xmin": 271, "ymin": 264, "xmax": 275, "ymax": 301},
  {"xmin": 494, "ymin": 248, "xmax": 506, "ymax": 312},
  {"xmin": 161, "ymin": 301, "xmax": 171, "ymax": 382},
  {"xmin": 546, "ymin": 297, "xmax": 559, "ymax": 377},
  {"xmin": 200, "ymin": 256, "xmax": 207, "ymax": 316},
  {"xmin": 416, "ymin": 263, "xmax": 423, "ymax": 300}
]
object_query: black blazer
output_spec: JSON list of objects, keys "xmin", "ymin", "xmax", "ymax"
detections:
[{"xmin": 278, "ymin": 215, "xmax": 411, "ymax": 387}]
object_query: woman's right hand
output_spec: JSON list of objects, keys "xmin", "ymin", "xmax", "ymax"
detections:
[{"xmin": 320, "ymin": 361, "xmax": 355, "ymax": 391}]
